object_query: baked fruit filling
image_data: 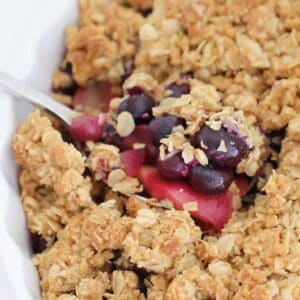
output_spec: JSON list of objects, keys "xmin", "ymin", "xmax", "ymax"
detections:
[
  {"xmin": 12, "ymin": 0, "xmax": 300, "ymax": 299},
  {"xmin": 67, "ymin": 80, "xmax": 265, "ymax": 230}
]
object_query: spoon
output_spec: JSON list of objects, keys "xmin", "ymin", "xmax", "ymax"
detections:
[{"xmin": 0, "ymin": 71, "xmax": 73, "ymax": 125}]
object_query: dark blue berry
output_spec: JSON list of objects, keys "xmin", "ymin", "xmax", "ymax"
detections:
[
  {"xmin": 149, "ymin": 116, "xmax": 185, "ymax": 146},
  {"xmin": 118, "ymin": 93, "xmax": 155, "ymax": 124},
  {"xmin": 102, "ymin": 124, "xmax": 123, "ymax": 148},
  {"xmin": 145, "ymin": 144, "xmax": 159, "ymax": 165},
  {"xmin": 192, "ymin": 126, "xmax": 249, "ymax": 168},
  {"xmin": 156, "ymin": 153, "xmax": 189, "ymax": 180},
  {"xmin": 167, "ymin": 82, "xmax": 190, "ymax": 98},
  {"xmin": 189, "ymin": 165, "xmax": 234, "ymax": 194}
]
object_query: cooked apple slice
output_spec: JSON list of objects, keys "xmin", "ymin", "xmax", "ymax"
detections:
[{"xmin": 138, "ymin": 166, "xmax": 248, "ymax": 230}]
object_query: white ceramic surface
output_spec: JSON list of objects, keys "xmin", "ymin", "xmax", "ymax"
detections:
[{"xmin": 0, "ymin": 1, "xmax": 77, "ymax": 298}]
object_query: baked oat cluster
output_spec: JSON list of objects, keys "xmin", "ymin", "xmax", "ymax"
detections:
[{"xmin": 13, "ymin": 0, "xmax": 300, "ymax": 299}]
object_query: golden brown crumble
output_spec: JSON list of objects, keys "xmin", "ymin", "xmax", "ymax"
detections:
[
  {"xmin": 13, "ymin": 110, "xmax": 92, "ymax": 213},
  {"xmin": 12, "ymin": 0, "xmax": 300, "ymax": 299},
  {"xmin": 15, "ymin": 113, "xmax": 300, "ymax": 298}
]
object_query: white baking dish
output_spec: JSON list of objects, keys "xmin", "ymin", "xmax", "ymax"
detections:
[{"xmin": 0, "ymin": 1, "xmax": 77, "ymax": 298}]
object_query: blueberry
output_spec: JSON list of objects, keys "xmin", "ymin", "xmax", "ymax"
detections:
[
  {"xmin": 189, "ymin": 165, "xmax": 234, "ymax": 194},
  {"xmin": 118, "ymin": 93, "xmax": 155, "ymax": 124},
  {"xmin": 156, "ymin": 153, "xmax": 189, "ymax": 180},
  {"xmin": 30, "ymin": 232, "xmax": 47, "ymax": 254},
  {"xmin": 145, "ymin": 144, "xmax": 159, "ymax": 165},
  {"xmin": 102, "ymin": 124, "xmax": 123, "ymax": 148},
  {"xmin": 167, "ymin": 82, "xmax": 190, "ymax": 98},
  {"xmin": 192, "ymin": 126, "xmax": 249, "ymax": 168},
  {"xmin": 149, "ymin": 116, "xmax": 185, "ymax": 146}
]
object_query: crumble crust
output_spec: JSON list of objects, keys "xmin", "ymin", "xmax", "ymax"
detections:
[
  {"xmin": 12, "ymin": 0, "xmax": 300, "ymax": 299},
  {"xmin": 14, "ymin": 101, "xmax": 299, "ymax": 300}
]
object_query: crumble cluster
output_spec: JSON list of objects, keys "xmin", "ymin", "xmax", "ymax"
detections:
[{"xmin": 13, "ymin": 0, "xmax": 300, "ymax": 299}]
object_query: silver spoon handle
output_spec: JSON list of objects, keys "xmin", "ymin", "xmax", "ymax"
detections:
[{"xmin": 0, "ymin": 71, "xmax": 73, "ymax": 125}]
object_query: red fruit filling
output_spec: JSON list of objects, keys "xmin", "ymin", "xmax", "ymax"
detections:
[
  {"xmin": 73, "ymin": 82, "xmax": 121, "ymax": 112},
  {"xmin": 70, "ymin": 114, "xmax": 107, "ymax": 142},
  {"xmin": 122, "ymin": 125, "xmax": 152, "ymax": 150},
  {"xmin": 71, "ymin": 84, "xmax": 253, "ymax": 230},
  {"xmin": 121, "ymin": 149, "xmax": 145, "ymax": 177},
  {"xmin": 138, "ymin": 166, "xmax": 248, "ymax": 230},
  {"xmin": 122, "ymin": 125, "xmax": 159, "ymax": 164}
]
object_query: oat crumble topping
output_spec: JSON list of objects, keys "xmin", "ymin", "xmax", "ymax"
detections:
[{"xmin": 12, "ymin": 0, "xmax": 300, "ymax": 299}]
